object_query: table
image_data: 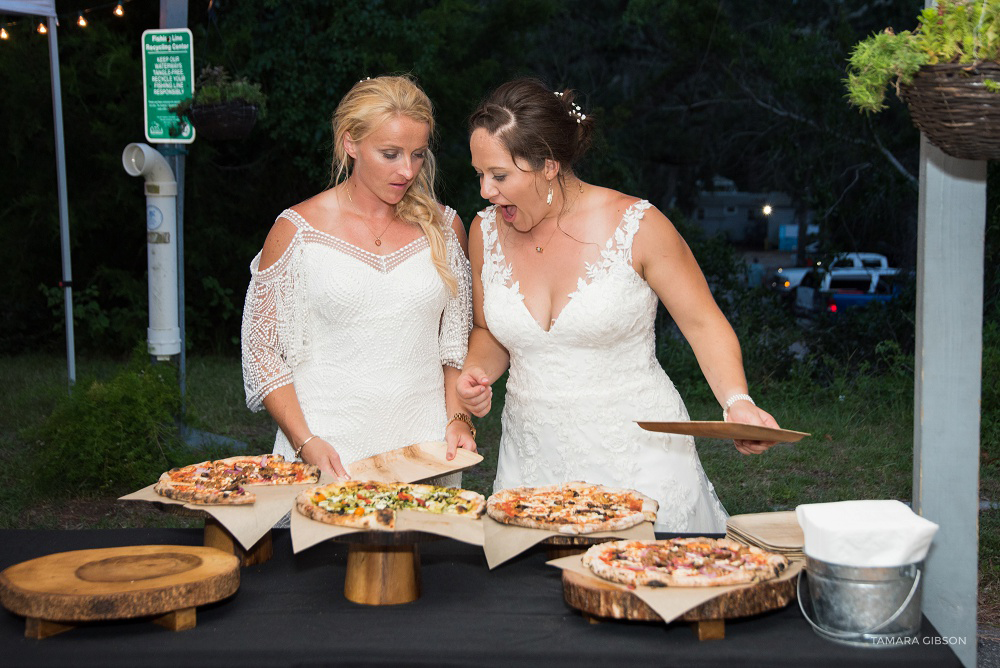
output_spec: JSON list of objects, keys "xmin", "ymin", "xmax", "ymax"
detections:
[{"xmin": 0, "ymin": 529, "xmax": 960, "ymax": 668}]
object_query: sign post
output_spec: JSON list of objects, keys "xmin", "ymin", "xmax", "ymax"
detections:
[{"xmin": 141, "ymin": 28, "xmax": 195, "ymax": 144}]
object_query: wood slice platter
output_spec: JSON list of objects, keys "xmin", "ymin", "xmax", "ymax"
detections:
[
  {"xmin": 0, "ymin": 545, "xmax": 239, "ymax": 638},
  {"xmin": 562, "ymin": 569, "xmax": 796, "ymax": 641}
]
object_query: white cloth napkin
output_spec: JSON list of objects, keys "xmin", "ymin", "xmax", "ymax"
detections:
[{"xmin": 796, "ymin": 500, "xmax": 938, "ymax": 567}]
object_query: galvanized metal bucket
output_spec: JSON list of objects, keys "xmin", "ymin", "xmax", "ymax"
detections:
[{"xmin": 797, "ymin": 556, "xmax": 923, "ymax": 648}]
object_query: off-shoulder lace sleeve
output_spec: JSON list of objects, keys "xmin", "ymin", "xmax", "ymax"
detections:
[
  {"xmin": 439, "ymin": 207, "xmax": 472, "ymax": 368},
  {"xmin": 241, "ymin": 229, "xmax": 309, "ymax": 411}
]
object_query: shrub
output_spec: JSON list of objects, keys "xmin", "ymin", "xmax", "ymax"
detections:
[{"xmin": 29, "ymin": 349, "xmax": 185, "ymax": 495}]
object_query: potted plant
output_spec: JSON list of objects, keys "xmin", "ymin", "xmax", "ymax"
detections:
[
  {"xmin": 171, "ymin": 66, "xmax": 267, "ymax": 141},
  {"xmin": 845, "ymin": 0, "xmax": 1000, "ymax": 159}
]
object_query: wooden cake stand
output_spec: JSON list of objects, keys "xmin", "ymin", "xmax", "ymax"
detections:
[
  {"xmin": 562, "ymin": 569, "xmax": 796, "ymax": 641},
  {"xmin": 334, "ymin": 530, "xmax": 443, "ymax": 606},
  {"xmin": 0, "ymin": 545, "xmax": 239, "ymax": 639},
  {"xmin": 163, "ymin": 504, "xmax": 273, "ymax": 567},
  {"xmin": 542, "ymin": 534, "xmax": 620, "ymax": 560}
]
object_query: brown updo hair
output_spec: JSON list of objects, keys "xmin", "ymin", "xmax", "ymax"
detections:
[{"xmin": 468, "ymin": 78, "xmax": 594, "ymax": 187}]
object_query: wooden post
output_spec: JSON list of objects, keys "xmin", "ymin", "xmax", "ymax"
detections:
[
  {"xmin": 343, "ymin": 544, "xmax": 421, "ymax": 605},
  {"xmin": 913, "ymin": 134, "xmax": 985, "ymax": 668},
  {"xmin": 203, "ymin": 518, "xmax": 273, "ymax": 566}
]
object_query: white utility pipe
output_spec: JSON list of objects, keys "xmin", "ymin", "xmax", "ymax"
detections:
[{"xmin": 122, "ymin": 143, "xmax": 181, "ymax": 360}]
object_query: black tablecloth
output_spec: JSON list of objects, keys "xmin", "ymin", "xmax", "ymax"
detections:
[{"xmin": 0, "ymin": 529, "xmax": 960, "ymax": 668}]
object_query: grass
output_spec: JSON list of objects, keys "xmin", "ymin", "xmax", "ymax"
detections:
[{"xmin": 0, "ymin": 352, "xmax": 996, "ymax": 626}]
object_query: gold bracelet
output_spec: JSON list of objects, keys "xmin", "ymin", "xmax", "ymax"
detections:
[
  {"xmin": 293, "ymin": 434, "xmax": 318, "ymax": 459},
  {"xmin": 445, "ymin": 413, "xmax": 476, "ymax": 440}
]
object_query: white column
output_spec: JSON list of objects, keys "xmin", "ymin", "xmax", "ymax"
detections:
[{"xmin": 913, "ymin": 135, "xmax": 985, "ymax": 668}]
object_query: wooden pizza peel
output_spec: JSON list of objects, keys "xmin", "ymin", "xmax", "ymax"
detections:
[
  {"xmin": 636, "ymin": 421, "xmax": 809, "ymax": 443},
  {"xmin": 551, "ymin": 553, "xmax": 802, "ymax": 641},
  {"xmin": 0, "ymin": 545, "xmax": 239, "ymax": 639}
]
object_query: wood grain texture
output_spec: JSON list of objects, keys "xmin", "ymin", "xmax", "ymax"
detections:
[
  {"xmin": 0, "ymin": 545, "xmax": 239, "ymax": 622},
  {"xmin": 203, "ymin": 518, "xmax": 273, "ymax": 566},
  {"xmin": 343, "ymin": 544, "xmax": 420, "ymax": 606},
  {"xmin": 562, "ymin": 569, "xmax": 795, "ymax": 622},
  {"xmin": 726, "ymin": 511, "xmax": 804, "ymax": 550}
]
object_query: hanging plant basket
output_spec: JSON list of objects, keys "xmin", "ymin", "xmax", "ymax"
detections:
[
  {"xmin": 188, "ymin": 101, "xmax": 259, "ymax": 141},
  {"xmin": 900, "ymin": 62, "xmax": 1000, "ymax": 161}
]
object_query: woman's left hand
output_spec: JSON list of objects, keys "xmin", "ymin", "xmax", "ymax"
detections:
[
  {"xmin": 725, "ymin": 400, "xmax": 781, "ymax": 455},
  {"xmin": 445, "ymin": 419, "xmax": 478, "ymax": 461}
]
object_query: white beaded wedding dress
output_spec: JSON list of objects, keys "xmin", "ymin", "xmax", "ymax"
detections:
[
  {"xmin": 241, "ymin": 206, "xmax": 471, "ymax": 482},
  {"xmin": 480, "ymin": 200, "xmax": 728, "ymax": 532}
]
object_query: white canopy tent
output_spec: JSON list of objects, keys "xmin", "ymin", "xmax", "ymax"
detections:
[{"xmin": 1, "ymin": 0, "xmax": 75, "ymax": 386}]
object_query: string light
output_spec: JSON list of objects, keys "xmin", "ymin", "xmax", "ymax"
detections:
[{"xmin": 0, "ymin": 1, "xmax": 134, "ymax": 42}]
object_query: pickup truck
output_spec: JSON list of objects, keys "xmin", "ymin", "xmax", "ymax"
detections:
[
  {"xmin": 794, "ymin": 266, "xmax": 903, "ymax": 314},
  {"xmin": 768, "ymin": 252, "xmax": 891, "ymax": 294}
]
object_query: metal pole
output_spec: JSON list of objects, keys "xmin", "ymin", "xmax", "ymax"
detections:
[
  {"xmin": 47, "ymin": 16, "xmax": 76, "ymax": 389},
  {"xmin": 159, "ymin": 0, "xmax": 188, "ymax": 406}
]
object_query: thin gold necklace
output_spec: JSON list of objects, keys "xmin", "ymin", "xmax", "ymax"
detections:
[
  {"xmin": 347, "ymin": 182, "xmax": 393, "ymax": 247},
  {"xmin": 533, "ymin": 221, "xmax": 560, "ymax": 253},
  {"xmin": 533, "ymin": 180, "xmax": 584, "ymax": 253}
]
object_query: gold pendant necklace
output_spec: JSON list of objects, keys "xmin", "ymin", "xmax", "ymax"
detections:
[
  {"xmin": 534, "ymin": 180, "xmax": 584, "ymax": 252},
  {"xmin": 534, "ymin": 221, "xmax": 560, "ymax": 253},
  {"xmin": 347, "ymin": 183, "xmax": 393, "ymax": 246}
]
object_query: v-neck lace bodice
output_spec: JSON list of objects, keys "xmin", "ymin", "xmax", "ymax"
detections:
[
  {"xmin": 479, "ymin": 201, "xmax": 728, "ymax": 532},
  {"xmin": 241, "ymin": 206, "xmax": 472, "ymax": 468}
]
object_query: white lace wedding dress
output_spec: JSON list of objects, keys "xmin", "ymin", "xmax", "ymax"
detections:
[
  {"xmin": 480, "ymin": 200, "xmax": 728, "ymax": 533},
  {"xmin": 241, "ymin": 207, "xmax": 471, "ymax": 482}
]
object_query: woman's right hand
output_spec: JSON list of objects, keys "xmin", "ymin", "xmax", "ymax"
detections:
[
  {"xmin": 457, "ymin": 366, "xmax": 493, "ymax": 417},
  {"xmin": 300, "ymin": 437, "xmax": 351, "ymax": 480}
]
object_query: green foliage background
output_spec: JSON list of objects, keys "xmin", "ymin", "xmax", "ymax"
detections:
[{"xmin": 0, "ymin": 0, "xmax": 948, "ymax": 358}]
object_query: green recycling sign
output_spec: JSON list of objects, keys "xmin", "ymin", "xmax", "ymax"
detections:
[{"xmin": 142, "ymin": 29, "xmax": 195, "ymax": 144}]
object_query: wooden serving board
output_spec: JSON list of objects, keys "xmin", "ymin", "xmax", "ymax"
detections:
[
  {"xmin": 0, "ymin": 545, "xmax": 239, "ymax": 638},
  {"xmin": 636, "ymin": 421, "xmax": 809, "ymax": 443},
  {"xmin": 348, "ymin": 441, "xmax": 482, "ymax": 482},
  {"xmin": 726, "ymin": 511, "xmax": 804, "ymax": 551},
  {"xmin": 562, "ymin": 569, "xmax": 796, "ymax": 641}
]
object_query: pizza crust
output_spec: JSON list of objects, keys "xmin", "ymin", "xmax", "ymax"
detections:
[
  {"xmin": 153, "ymin": 454, "xmax": 320, "ymax": 505},
  {"xmin": 486, "ymin": 481, "xmax": 658, "ymax": 535},
  {"xmin": 296, "ymin": 481, "xmax": 486, "ymax": 530},
  {"xmin": 583, "ymin": 538, "xmax": 788, "ymax": 587}
]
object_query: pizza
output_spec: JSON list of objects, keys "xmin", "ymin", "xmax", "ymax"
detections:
[
  {"xmin": 582, "ymin": 537, "xmax": 788, "ymax": 587},
  {"xmin": 486, "ymin": 481, "xmax": 658, "ymax": 535},
  {"xmin": 296, "ymin": 481, "xmax": 486, "ymax": 530},
  {"xmin": 154, "ymin": 454, "xmax": 320, "ymax": 505}
]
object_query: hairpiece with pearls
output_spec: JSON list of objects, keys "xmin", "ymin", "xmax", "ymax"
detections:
[{"xmin": 554, "ymin": 91, "xmax": 587, "ymax": 123}]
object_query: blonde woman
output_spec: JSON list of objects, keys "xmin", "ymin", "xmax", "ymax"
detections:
[{"xmin": 241, "ymin": 76, "xmax": 475, "ymax": 481}]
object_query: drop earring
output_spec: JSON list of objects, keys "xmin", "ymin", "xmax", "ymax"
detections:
[{"xmin": 546, "ymin": 181, "xmax": 553, "ymax": 206}]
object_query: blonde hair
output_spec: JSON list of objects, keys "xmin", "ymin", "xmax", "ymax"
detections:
[{"xmin": 331, "ymin": 75, "xmax": 457, "ymax": 295}]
